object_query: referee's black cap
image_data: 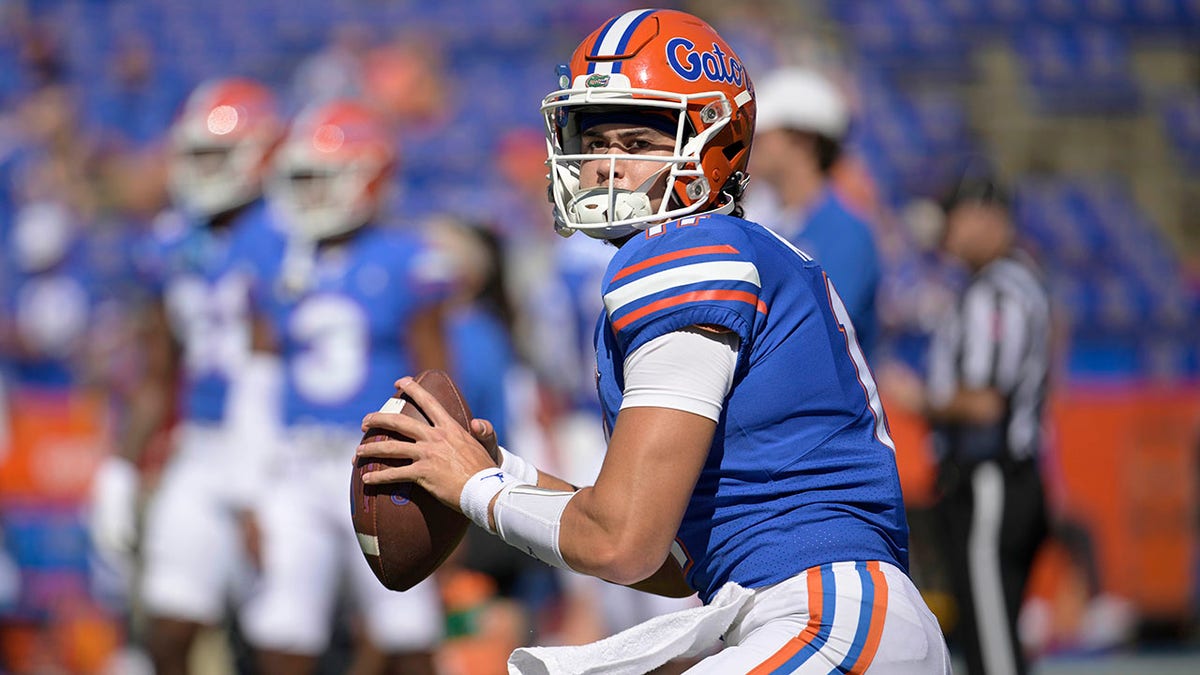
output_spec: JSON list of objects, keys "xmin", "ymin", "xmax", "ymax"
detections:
[{"xmin": 940, "ymin": 157, "xmax": 1011, "ymax": 214}]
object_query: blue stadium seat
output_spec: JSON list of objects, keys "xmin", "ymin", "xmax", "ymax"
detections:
[
  {"xmin": 1162, "ymin": 92, "xmax": 1200, "ymax": 173},
  {"xmin": 1012, "ymin": 176, "xmax": 1199, "ymax": 377},
  {"xmin": 853, "ymin": 73, "xmax": 978, "ymax": 203},
  {"xmin": 830, "ymin": 0, "xmax": 974, "ymax": 80},
  {"xmin": 1015, "ymin": 24, "xmax": 1140, "ymax": 113}
]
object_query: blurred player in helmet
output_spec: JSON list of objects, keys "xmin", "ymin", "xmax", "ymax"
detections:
[
  {"xmin": 358, "ymin": 8, "xmax": 950, "ymax": 673},
  {"xmin": 87, "ymin": 77, "xmax": 284, "ymax": 675},
  {"xmin": 747, "ymin": 67, "xmax": 883, "ymax": 359},
  {"xmin": 238, "ymin": 98, "xmax": 447, "ymax": 675}
]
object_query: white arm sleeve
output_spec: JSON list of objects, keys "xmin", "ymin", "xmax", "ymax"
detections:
[{"xmin": 620, "ymin": 326, "xmax": 740, "ymax": 422}]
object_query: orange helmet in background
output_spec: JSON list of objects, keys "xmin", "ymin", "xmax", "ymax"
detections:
[
  {"xmin": 268, "ymin": 99, "xmax": 396, "ymax": 242},
  {"xmin": 168, "ymin": 78, "xmax": 282, "ymax": 219},
  {"xmin": 542, "ymin": 8, "xmax": 756, "ymax": 239}
]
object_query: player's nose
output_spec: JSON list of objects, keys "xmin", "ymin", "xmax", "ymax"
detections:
[{"xmin": 589, "ymin": 154, "xmax": 628, "ymax": 186}]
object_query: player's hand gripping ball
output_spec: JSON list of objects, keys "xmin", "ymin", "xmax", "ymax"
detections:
[{"xmin": 350, "ymin": 369, "xmax": 481, "ymax": 591}]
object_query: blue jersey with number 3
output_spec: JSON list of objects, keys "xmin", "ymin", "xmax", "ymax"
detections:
[
  {"xmin": 594, "ymin": 214, "xmax": 908, "ymax": 603},
  {"xmin": 255, "ymin": 226, "xmax": 450, "ymax": 428}
]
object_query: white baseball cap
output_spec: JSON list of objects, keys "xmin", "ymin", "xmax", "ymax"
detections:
[{"xmin": 754, "ymin": 67, "xmax": 849, "ymax": 140}]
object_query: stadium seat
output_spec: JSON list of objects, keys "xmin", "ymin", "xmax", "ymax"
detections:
[
  {"xmin": 1015, "ymin": 24, "xmax": 1141, "ymax": 113},
  {"xmin": 1162, "ymin": 92, "xmax": 1200, "ymax": 173}
]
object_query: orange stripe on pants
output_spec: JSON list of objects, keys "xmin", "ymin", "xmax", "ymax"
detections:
[{"xmin": 747, "ymin": 567, "xmax": 824, "ymax": 675}]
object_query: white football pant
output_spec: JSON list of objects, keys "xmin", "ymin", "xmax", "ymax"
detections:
[
  {"xmin": 241, "ymin": 426, "xmax": 443, "ymax": 655},
  {"xmin": 141, "ymin": 422, "xmax": 257, "ymax": 623}
]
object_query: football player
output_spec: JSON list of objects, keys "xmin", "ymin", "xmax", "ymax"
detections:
[
  {"xmin": 357, "ymin": 9, "xmax": 951, "ymax": 673},
  {"xmin": 88, "ymin": 77, "xmax": 284, "ymax": 675},
  {"xmin": 238, "ymin": 99, "xmax": 446, "ymax": 675}
]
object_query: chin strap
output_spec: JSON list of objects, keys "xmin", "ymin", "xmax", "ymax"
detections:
[
  {"xmin": 710, "ymin": 195, "xmax": 737, "ymax": 216},
  {"xmin": 557, "ymin": 168, "xmax": 744, "ymax": 240}
]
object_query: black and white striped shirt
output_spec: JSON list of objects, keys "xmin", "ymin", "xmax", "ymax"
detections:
[{"xmin": 927, "ymin": 250, "xmax": 1051, "ymax": 463}]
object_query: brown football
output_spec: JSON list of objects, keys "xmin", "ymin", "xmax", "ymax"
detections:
[{"xmin": 350, "ymin": 369, "xmax": 482, "ymax": 591}]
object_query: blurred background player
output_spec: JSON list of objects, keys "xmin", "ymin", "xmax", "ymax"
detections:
[
  {"xmin": 746, "ymin": 66, "xmax": 883, "ymax": 358},
  {"xmin": 421, "ymin": 215, "xmax": 546, "ymax": 675},
  {"xmin": 239, "ymin": 98, "xmax": 447, "ymax": 675},
  {"xmin": 883, "ymin": 173, "xmax": 1052, "ymax": 675},
  {"xmin": 87, "ymin": 77, "xmax": 284, "ymax": 675},
  {"xmin": 426, "ymin": 217, "xmax": 518, "ymax": 447}
]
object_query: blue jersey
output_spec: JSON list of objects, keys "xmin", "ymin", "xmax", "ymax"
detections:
[
  {"xmin": 594, "ymin": 213, "xmax": 908, "ymax": 603},
  {"xmin": 135, "ymin": 201, "xmax": 277, "ymax": 423},
  {"xmin": 762, "ymin": 189, "xmax": 882, "ymax": 359},
  {"xmin": 536, "ymin": 235, "xmax": 614, "ymax": 414},
  {"xmin": 792, "ymin": 189, "xmax": 881, "ymax": 358},
  {"xmin": 255, "ymin": 226, "xmax": 450, "ymax": 428},
  {"xmin": 448, "ymin": 305, "xmax": 514, "ymax": 442}
]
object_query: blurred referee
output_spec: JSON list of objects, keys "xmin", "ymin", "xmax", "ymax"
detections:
[{"xmin": 886, "ymin": 175, "xmax": 1051, "ymax": 674}]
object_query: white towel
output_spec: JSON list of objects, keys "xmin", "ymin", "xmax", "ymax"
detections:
[{"xmin": 508, "ymin": 582, "xmax": 753, "ymax": 675}]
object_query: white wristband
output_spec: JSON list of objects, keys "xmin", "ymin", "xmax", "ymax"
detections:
[
  {"xmin": 493, "ymin": 483, "xmax": 576, "ymax": 571},
  {"xmin": 459, "ymin": 468, "xmax": 526, "ymax": 533},
  {"xmin": 497, "ymin": 445, "xmax": 539, "ymax": 485}
]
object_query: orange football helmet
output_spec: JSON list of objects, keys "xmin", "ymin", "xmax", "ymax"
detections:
[
  {"xmin": 168, "ymin": 78, "xmax": 282, "ymax": 219},
  {"xmin": 542, "ymin": 8, "xmax": 756, "ymax": 239},
  {"xmin": 268, "ymin": 99, "xmax": 396, "ymax": 242}
]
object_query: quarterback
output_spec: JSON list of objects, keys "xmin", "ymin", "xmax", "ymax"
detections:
[{"xmin": 358, "ymin": 9, "xmax": 950, "ymax": 674}]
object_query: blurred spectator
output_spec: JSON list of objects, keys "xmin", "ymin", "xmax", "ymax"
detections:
[
  {"xmin": 289, "ymin": 23, "xmax": 373, "ymax": 110},
  {"xmin": 426, "ymin": 216, "xmax": 518, "ymax": 442},
  {"xmin": 96, "ymin": 32, "xmax": 171, "ymax": 146},
  {"xmin": 0, "ymin": 166, "xmax": 120, "ymax": 675},
  {"xmin": 0, "ymin": 24, "xmax": 137, "ymax": 670},
  {"xmin": 746, "ymin": 66, "xmax": 883, "ymax": 357},
  {"xmin": 15, "ymin": 19, "xmax": 65, "ymax": 90},
  {"xmin": 424, "ymin": 215, "xmax": 554, "ymax": 672},
  {"xmin": 13, "ymin": 85, "xmax": 99, "ymax": 218},
  {"xmin": 363, "ymin": 35, "xmax": 449, "ymax": 128},
  {"xmin": 1, "ymin": 200, "xmax": 94, "ymax": 387},
  {"xmin": 883, "ymin": 174, "xmax": 1052, "ymax": 675}
]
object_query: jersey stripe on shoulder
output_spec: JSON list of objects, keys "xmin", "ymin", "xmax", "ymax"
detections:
[
  {"xmin": 605, "ymin": 260, "xmax": 760, "ymax": 313},
  {"xmin": 604, "ymin": 242, "xmax": 766, "ymax": 335},
  {"xmin": 612, "ymin": 289, "xmax": 764, "ymax": 331},
  {"xmin": 612, "ymin": 244, "xmax": 739, "ymax": 282}
]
